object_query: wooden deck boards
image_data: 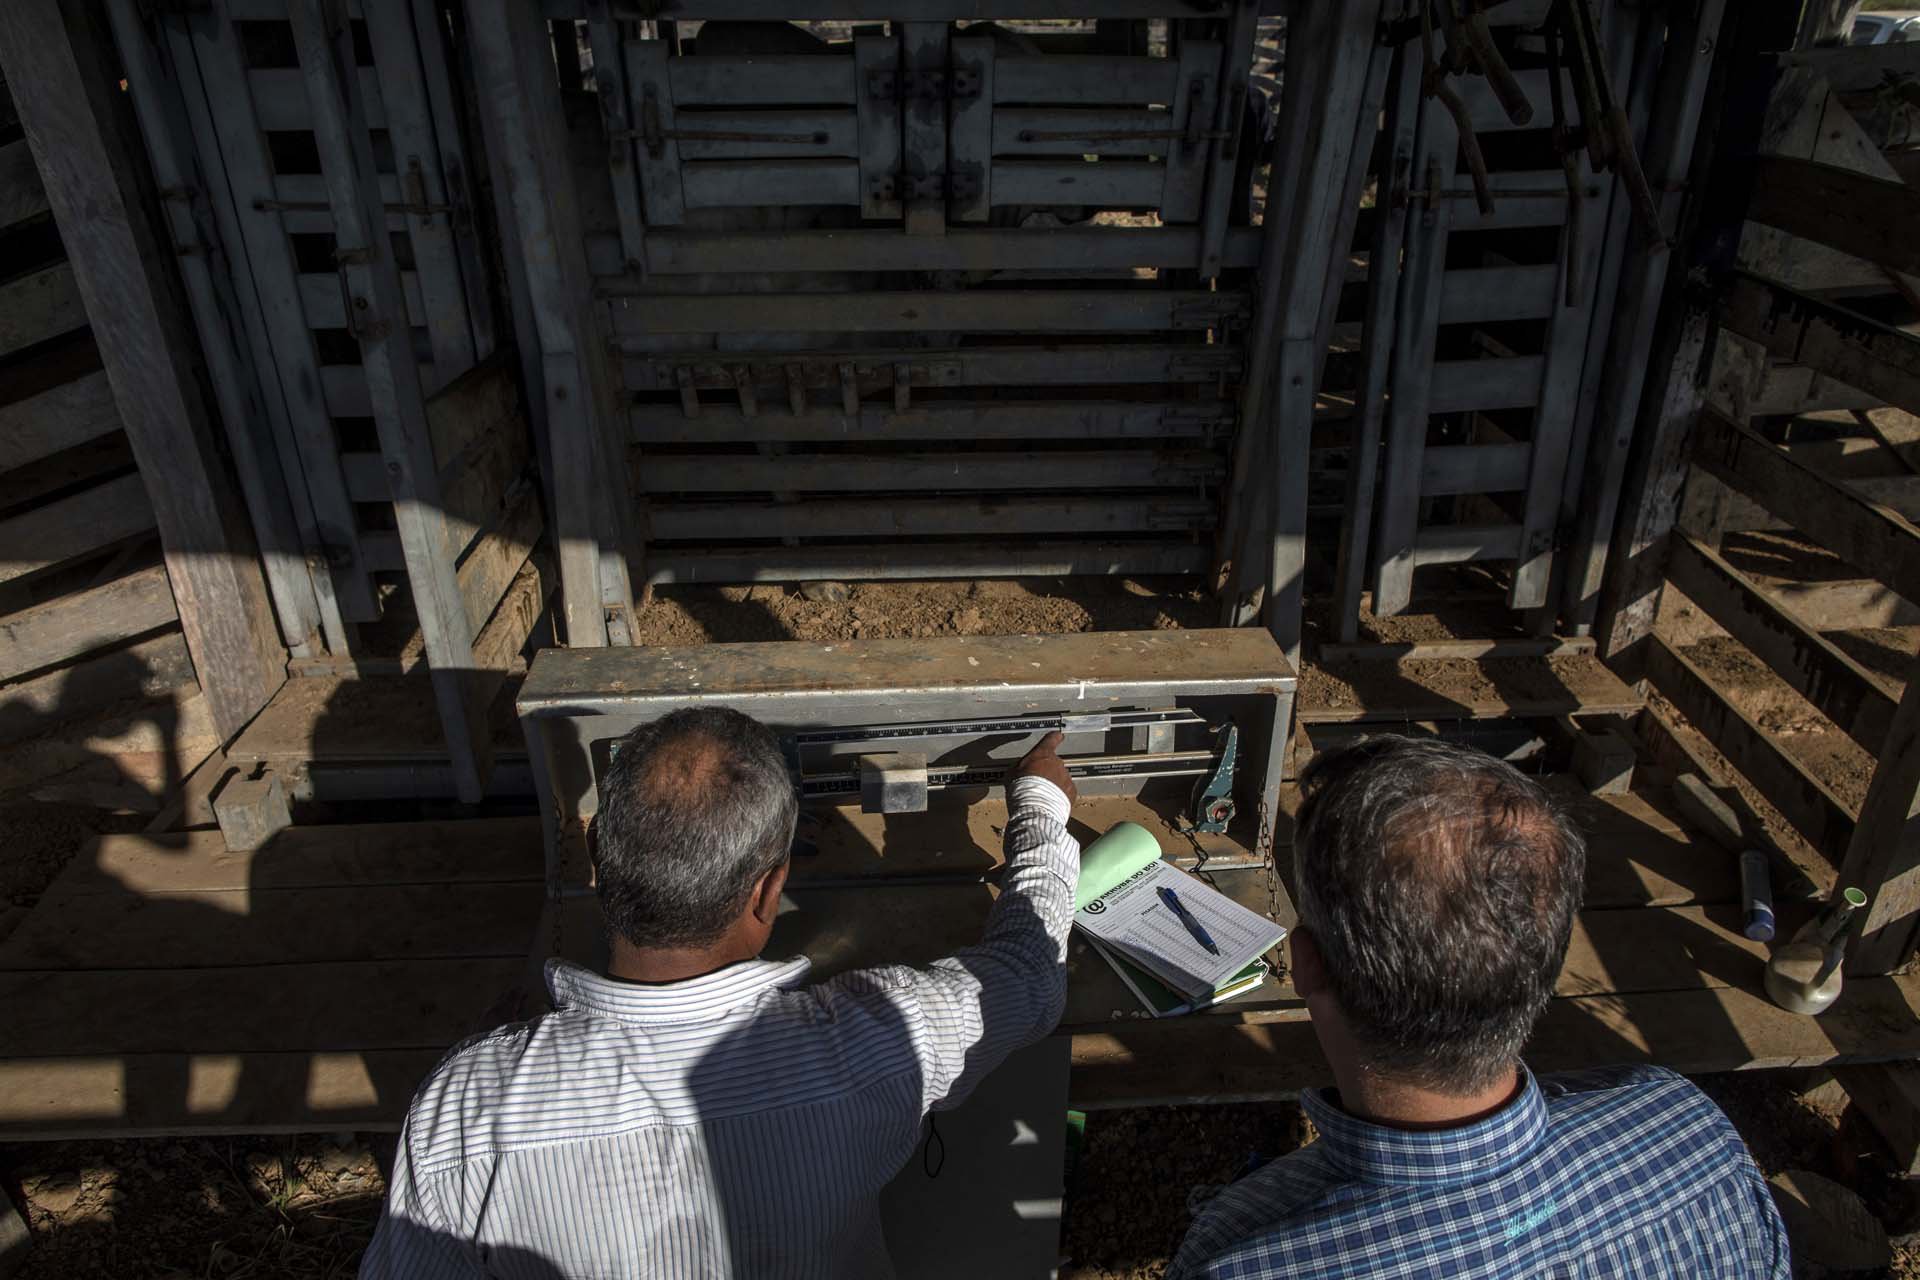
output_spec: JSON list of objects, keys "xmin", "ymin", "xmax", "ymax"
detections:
[
  {"xmin": 0, "ymin": 778, "xmax": 1876, "ymax": 1136},
  {"xmin": 1298, "ymin": 654, "xmax": 1643, "ymax": 723}
]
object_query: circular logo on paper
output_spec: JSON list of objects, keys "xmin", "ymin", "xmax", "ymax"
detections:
[{"xmin": 1085, "ymin": 899, "xmax": 1107, "ymax": 915}]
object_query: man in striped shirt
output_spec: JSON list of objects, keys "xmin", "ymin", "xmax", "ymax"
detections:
[
  {"xmin": 361, "ymin": 709, "xmax": 1081, "ymax": 1278},
  {"xmin": 1168, "ymin": 736, "xmax": 1788, "ymax": 1279}
]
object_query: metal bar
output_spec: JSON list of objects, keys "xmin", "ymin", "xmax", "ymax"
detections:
[
  {"xmin": 994, "ymin": 55, "xmax": 1180, "ymax": 105},
  {"xmin": 1332, "ymin": 40, "xmax": 1418, "ymax": 643},
  {"xmin": 948, "ymin": 36, "xmax": 993, "ymax": 222},
  {"xmin": 1159, "ymin": 37, "xmax": 1220, "ymax": 223},
  {"xmin": 682, "ymin": 158, "xmax": 860, "ymax": 208},
  {"xmin": 625, "ymin": 37, "xmax": 685, "ymax": 225},
  {"xmin": 1197, "ymin": 0, "xmax": 1259, "ymax": 278},
  {"xmin": 854, "ymin": 33, "xmax": 902, "ymax": 221},
  {"xmin": 584, "ymin": 8, "xmax": 648, "ymax": 275},
  {"xmin": 364, "ymin": 1, "xmax": 476, "ymax": 381},
  {"xmin": 289, "ymin": 0, "xmax": 490, "ymax": 801},
  {"xmin": 1508, "ymin": 6, "xmax": 1642, "ymax": 613},
  {"xmin": 472, "ymin": 0, "xmax": 636, "ymax": 641},
  {"xmin": 602, "ymin": 289, "xmax": 1246, "ymax": 334},
  {"xmin": 990, "ymin": 160, "xmax": 1166, "ymax": 208},
  {"xmin": 628, "ymin": 400, "xmax": 1234, "ymax": 444},
  {"xmin": 606, "ymin": 227, "xmax": 1263, "ymax": 275},
  {"xmin": 634, "ymin": 450, "xmax": 1225, "ymax": 493},
  {"xmin": 410, "ymin": 0, "xmax": 496, "ymax": 358},
  {"xmin": 622, "ymin": 344, "xmax": 1243, "ymax": 392},
  {"xmin": 649, "ymin": 493, "xmax": 1215, "ymax": 540},
  {"xmin": 178, "ymin": 2, "xmax": 378, "ymax": 625},
  {"xmin": 644, "ymin": 541, "xmax": 1212, "ymax": 585},
  {"xmin": 1566, "ymin": 0, "xmax": 1729, "ymax": 629},
  {"xmin": 901, "ymin": 21, "xmax": 947, "ymax": 236},
  {"xmin": 666, "ymin": 54, "xmax": 857, "ymax": 106}
]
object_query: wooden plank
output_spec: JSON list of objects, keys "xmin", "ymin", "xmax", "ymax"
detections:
[
  {"xmin": 1835, "ymin": 1062, "xmax": 1920, "ymax": 1176},
  {"xmin": 584, "ymin": 15, "xmax": 647, "ymax": 274},
  {"xmin": 0, "ymin": 471, "xmax": 155, "ymax": 586},
  {"xmin": 0, "ymin": 630, "xmax": 194, "ymax": 745},
  {"xmin": 1721, "ymin": 273, "xmax": 1920, "ymax": 419},
  {"xmin": 605, "ymin": 289, "xmax": 1239, "ymax": 336},
  {"xmin": 1752, "ymin": 363, "xmax": 1884, "ymax": 416},
  {"xmin": 0, "ymin": 137, "xmax": 48, "ymax": 229},
  {"xmin": 0, "ymin": 262, "xmax": 88, "ymax": 359},
  {"xmin": 0, "ymin": 563, "xmax": 177, "ymax": 684},
  {"xmin": 0, "ymin": 882, "xmax": 542, "ymax": 969},
  {"xmin": 1296, "ymin": 654, "xmax": 1642, "ymax": 723},
  {"xmin": 45, "ymin": 819, "xmax": 542, "ymax": 896},
  {"xmin": 1646, "ymin": 634, "xmax": 1857, "ymax": 863},
  {"xmin": 1666, "ymin": 533, "xmax": 1897, "ymax": 753},
  {"xmin": 649, "ymin": 494, "xmax": 1214, "ymax": 540},
  {"xmin": 625, "ymin": 344, "xmax": 1242, "ymax": 392},
  {"xmin": 1069, "ymin": 968, "xmax": 1920, "ymax": 1107},
  {"xmin": 1157, "ymin": 37, "xmax": 1218, "ymax": 223},
  {"xmin": 1420, "ymin": 442, "xmax": 1528, "ymax": 496},
  {"xmin": 628, "ymin": 400, "xmax": 1232, "ymax": 444},
  {"xmin": 1744, "ymin": 156, "xmax": 1920, "ymax": 279},
  {"xmin": 2, "ymin": 0, "xmax": 289, "ymax": 736},
  {"xmin": 1693, "ymin": 408, "xmax": 1920, "ymax": 608},
  {"xmin": 471, "ymin": 555, "xmax": 545, "ymax": 672},
  {"xmin": 0, "ymin": 957, "xmax": 526, "ymax": 1055},
  {"xmin": 0, "ymin": 367, "xmax": 119, "ymax": 473},
  {"xmin": 457, "ymin": 484, "xmax": 540, "ymax": 636},
  {"xmin": 1762, "ymin": 578, "xmax": 1920, "ymax": 629},
  {"xmin": 634, "ymin": 451, "xmax": 1223, "ymax": 493}
]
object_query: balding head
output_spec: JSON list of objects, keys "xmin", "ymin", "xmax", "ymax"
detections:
[
  {"xmin": 595, "ymin": 707, "xmax": 798, "ymax": 950},
  {"xmin": 1293, "ymin": 735, "xmax": 1585, "ymax": 1093}
]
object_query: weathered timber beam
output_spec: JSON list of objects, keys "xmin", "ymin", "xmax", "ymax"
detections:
[
  {"xmin": 1720, "ymin": 273, "xmax": 1920, "ymax": 419},
  {"xmin": 1743, "ymin": 156, "xmax": 1920, "ymax": 278}
]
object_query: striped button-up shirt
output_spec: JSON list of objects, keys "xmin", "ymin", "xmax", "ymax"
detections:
[
  {"xmin": 360, "ymin": 776, "xmax": 1079, "ymax": 1279},
  {"xmin": 1167, "ymin": 1064, "xmax": 1788, "ymax": 1279}
]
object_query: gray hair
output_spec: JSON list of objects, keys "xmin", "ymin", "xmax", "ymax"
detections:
[
  {"xmin": 1294, "ymin": 735, "xmax": 1585, "ymax": 1094},
  {"xmin": 594, "ymin": 707, "xmax": 799, "ymax": 950}
]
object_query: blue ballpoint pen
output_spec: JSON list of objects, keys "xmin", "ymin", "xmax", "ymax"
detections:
[{"xmin": 1158, "ymin": 885, "xmax": 1221, "ymax": 955}]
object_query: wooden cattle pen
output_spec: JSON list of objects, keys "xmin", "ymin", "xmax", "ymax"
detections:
[{"xmin": 3, "ymin": 0, "xmax": 1920, "ymax": 1167}]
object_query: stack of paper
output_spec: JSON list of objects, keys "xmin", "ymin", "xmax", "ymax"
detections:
[{"xmin": 1074, "ymin": 822, "xmax": 1287, "ymax": 1017}]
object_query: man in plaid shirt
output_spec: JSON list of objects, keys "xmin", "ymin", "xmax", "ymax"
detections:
[{"xmin": 1169, "ymin": 736, "xmax": 1788, "ymax": 1279}]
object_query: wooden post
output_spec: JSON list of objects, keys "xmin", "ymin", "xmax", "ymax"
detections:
[
  {"xmin": 0, "ymin": 0, "xmax": 284, "ymax": 740},
  {"xmin": 1840, "ymin": 662, "xmax": 1920, "ymax": 974}
]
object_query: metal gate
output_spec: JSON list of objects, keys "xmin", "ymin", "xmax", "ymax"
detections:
[{"xmin": 529, "ymin": 5, "xmax": 1285, "ymax": 587}]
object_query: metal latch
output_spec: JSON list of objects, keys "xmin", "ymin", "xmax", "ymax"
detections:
[{"xmin": 866, "ymin": 68, "xmax": 980, "ymax": 101}]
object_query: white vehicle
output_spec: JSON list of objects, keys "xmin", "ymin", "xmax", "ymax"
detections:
[{"xmin": 1849, "ymin": 9, "xmax": 1920, "ymax": 42}]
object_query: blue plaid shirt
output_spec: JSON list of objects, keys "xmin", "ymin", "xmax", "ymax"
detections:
[{"xmin": 1168, "ymin": 1065, "xmax": 1788, "ymax": 1279}]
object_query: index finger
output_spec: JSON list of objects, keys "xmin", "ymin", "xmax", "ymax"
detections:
[{"xmin": 1033, "ymin": 730, "xmax": 1064, "ymax": 753}]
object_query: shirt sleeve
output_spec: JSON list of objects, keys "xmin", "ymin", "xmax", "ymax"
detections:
[
  {"xmin": 359, "ymin": 1129, "xmax": 481, "ymax": 1280},
  {"xmin": 820, "ymin": 774, "xmax": 1081, "ymax": 1115}
]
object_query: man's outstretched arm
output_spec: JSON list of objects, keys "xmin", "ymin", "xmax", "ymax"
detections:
[{"xmin": 823, "ymin": 731, "xmax": 1082, "ymax": 1112}]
